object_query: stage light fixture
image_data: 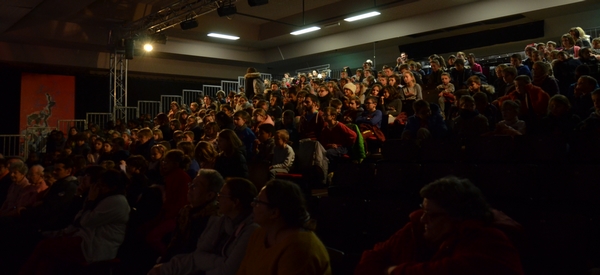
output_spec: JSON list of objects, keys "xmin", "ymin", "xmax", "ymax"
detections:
[
  {"xmin": 207, "ymin": 33, "xmax": 240, "ymax": 40},
  {"xmin": 143, "ymin": 43, "xmax": 153, "ymax": 52},
  {"xmin": 217, "ymin": 5, "xmax": 237, "ymax": 17},
  {"xmin": 180, "ymin": 19, "xmax": 199, "ymax": 30}
]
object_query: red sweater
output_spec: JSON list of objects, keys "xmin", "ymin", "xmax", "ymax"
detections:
[
  {"xmin": 319, "ymin": 122, "xmax": 357, "ymax": 149},
  {"xmin": 162, "ymin": 168, "xmax": 191, "ymax": 220},
  {"xmin": 497, "ymin": 84, "xmax": 549, "ymax": 118},
  {"xmin": 299, "ymin": 111, "xmax": 325, "ymax": 140},
  {"xmin": 355, "ymin": 210, "xmax": 524, "ymax": 275}
]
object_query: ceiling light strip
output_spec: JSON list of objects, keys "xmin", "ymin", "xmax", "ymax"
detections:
[
  {"xmin": 290, "ymin": 26, "xmax": 321, "ymax": 35},
  {"xmin": 207, "ymin": 33, "xmax": 240, "ymax": 40},
  {"xmin": 344, "ymin": 11, "xmax": 381, "ymax": 22}
]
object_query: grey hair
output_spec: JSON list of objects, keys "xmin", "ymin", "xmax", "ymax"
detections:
[
  {"xmin": 197, "ymin": 169, "xmax": 225, "ymax": 193},
  {"xmin": 30, "ymin": 165, "xmax": 44, "ymax": 176},
  {"xmin": 10, "ymin": 161, "xmax": 28, "ymax": 175}
]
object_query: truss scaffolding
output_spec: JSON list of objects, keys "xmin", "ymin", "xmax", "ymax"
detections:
[{"xmin": 109, "ymin": 51, "xmax": 128, "ymax": 121}]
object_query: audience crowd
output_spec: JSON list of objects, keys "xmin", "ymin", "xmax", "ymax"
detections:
[{"xmin": 0, "ymin": 27, "xmax": 599, "ymax": 274}]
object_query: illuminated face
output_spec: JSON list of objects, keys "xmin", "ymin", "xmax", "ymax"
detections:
[{"xmin": 441, "ymin": 75, "xmax": 450, "ymax": 85}]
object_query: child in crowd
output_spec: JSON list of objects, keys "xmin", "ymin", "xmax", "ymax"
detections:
[
  {"xmin": 252, "ymin": 108, "xmax": 274, "ymax": 135},
  {"xmin": 148, "ymin": 144, "xmax": 167, "ymax": 183},
  {"xmin": 233, "ymin": 110, "xmax": 256, "ymax": 159},
  {"xmin": 329, "ymin": 99, "xmax": 344, "ymax": 122},
  {"xmin": 401, "ymin": 71, "xmax": 423, "ymax": 116},
  {"xmin": 269, "ymin": 130, "xmax": 295, "ymax": 179},
  {"xmin": 494, "ymin": 100, "xmax": 526, "ymax": 137},
  {"xmin": 474, "ymin": 92, "xmax": 500, "ymax": 131},
  {"xmin": 437, "ymin": 72, "xmax": 456, "ymax": 117},
  {"xmin": 452, "ymin": 95, "xmax": 489, "ymax": 142},
  {"xmin": 343, "ymin": 96, "xmax": 364, "ymax": 124},
  {"xmin": 319, "ymin": 107, "xmax": 357, "ymax": 162},
  {"xmin": 253, "ymin": 124, "xmax": 275, "ymax": 163}
]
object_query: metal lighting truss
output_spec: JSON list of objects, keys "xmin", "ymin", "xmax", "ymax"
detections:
[{"xmin": 109, "ymin": 51, "xmax": 127, "ymax": 121}]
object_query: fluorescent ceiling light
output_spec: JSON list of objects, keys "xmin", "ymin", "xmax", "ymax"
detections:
[
  {"xmin": 207, "ymin": 33, "xmax": 240, "ymax": 40},
  {"xmin": 344, "ymin": 11, "xmax": 380, "ymax": 22},
  {"xmin": 290, "ymin": 27, "xmax": 321, "ymax": 35}
]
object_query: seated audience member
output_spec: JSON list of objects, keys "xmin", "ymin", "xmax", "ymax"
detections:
[
  {"xmin": 269, "ymin": 130, "xmax": 295, "ymax": 179},
  {"xmin": 553, "ymin": 50, "xmax": 583, "ymax": 95},
  {"xmin": 298, "ymin": 94, "xmax": 325, "ymax": 140},
  {"xmin": 382, "ymin": 86, "xmax": 403, "ymax": 117},
  {"xmin": 0, "ymin": 161, "xmax": 31, "ymax": 216},
  {"xmin": 466, "ymin": 75, "xmax": 495, "ymax": 101},
  {"xmin": 474, "ymin": 92, "xmax": 501, "ymax": 131},
  {"xmin": 437, "ymin": 72, "xmax": 456, "ymax": 117},
  {"xmin": 233, "ymin": 111, "xmax": 256, "ymax": 159},
  {"xmin": 400, "ymin": 71, "xmax": 424, "ymax": 116},
  {"xmin": 572, "ymin": 75, "xmax": 598, "ymax": 118},
  {"xmin": 280, "ymin": 110, "xmax": 300, "ymax": 149},
  {"xmin": 145, "ymin": 150, "xmax": 192, "ymax": 257},
  {"xmin": 497, "ymin": 75, "xmax": 550, "ymax": 131},
  {"xmin": 147, "ymin": 144, "xmax": 167, "ymax": 184},
  {"xmin": 268, "ymin": 95, "xmax": 283, "ymax": 121},
  {"xmin": 71, "ymin": 134, "xmax": 91, "ymax": 157},
  {"xmin": 355, "ymin": 176, "xmax": 524, "ymax": 275},
  {"xmin": 402, "ymin": 100, "xmax": 447, "ymax": 140},
  {"xmin": 576, "ymin": 89, "xmax": 600, "ymax": 136},
  {"xmin": 510, "ymin": 53, "xmax": 532, "ymax": 78},
  {"xmin": 494, "ymin": 64, "xmax": 509, "ymax": 98},
  {"xmin": 452, "ymin": 95, "xmax": 489, "ymax": 141},
  {"xmin": 320, "ymin": 107, "xmax": 357, "ymax": 161},
  {"xmin": 357, "ymin": 96, "xmax": 385, "ymax": 152},
  {"xmin": 177, "ymin": 141, "xmax": 199, "ymax": 179},
  {"xmin": 0, "ymin": 158, "xmax": 11, "ymax": 206},
  {"xmin": 20, "ymin": 165, "xmax": 49, "ymax": 208},
  {"xmin": 540, "ymin": 94, "xmax": 581, "ymax": 139},
  {"xmin": 135, "ymin": 128, "xmax": 156, "ymax": 162},
  {"xmin": 531, "ymin": 61, "xmax": 560, "ymax": 96},
  {"xmin": 159, "ymin": 169, "xmax": 222, "ymax": 263},
  {"xmin": 329, "ymin": 99, "xmax": 344, "ymax": 122},
  {"xmin": 501, "ymin": 66, "xmax": 518, "ymax": 96},
  {"xmin": 214, "ymin": 129, "xmax": 249, "ymax": 179},
  {"xmin": 449, "ymin": 59, "xmax": 475, "ymax": 90},
  {"xmin": 194, "ymin": 141, "xmax": 219, "ymax": 170},
  {"xmin": 253, "ymin": 124, "xmax": 276, "ymax": 164},
  {"xmin": 343, "ymin": 96, "xmax": 364, "ymax": 124},
  {"xmin": 236, "ymin": 180, "xmax": 331, "ymax": 275},
  {"xmin": 493, "ymin": 100, "xmax": 526, "ymax": 137},
  {"xmin": 184, "ymin": 116, "xmax": 203, "ymax": 143},
  {"xmin": 201, "ymin": 122, "xmax": 220, "ymax": 149},
  {"xmin": 149, "ymin": 177, "xmax": 258, "ymax": 275},
  {"xmin": 21, "ymin": 169, "xmax": 130, "ymax": 275},
  {"xmin": 252, "ymin": 108, "xmax": 275, "ymax": 135},
  {"xmin": 124, "ymin": 155, "xmax": 150, "ymax": 207}
]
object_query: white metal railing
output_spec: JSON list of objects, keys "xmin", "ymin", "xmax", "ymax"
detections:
[
  {"xmin": 0, "ymin": 135, "xmax": 23, "ymax": 157},
  {"xmin": 238, "ymin": 76, "xmax": 244, "ymax": 89},
  {"xmin": 138, "ymin": 101, "xmax": 161, "ymax": 119},
  {"xmin": 202, "ymin": 85, "xmax": 221, "ymax": 97},
  {"xmin": 259, "ymin": 73, "xmax": 272, "ymax": 81},
  {"xmin": 86, "ymin": 113, "xmax": 113, "ymax": 130},
  {"xmin": 221, "ymin": 81, "xmax": 238, "ymax": 95},
  {"xmin": 161, "ymin": 95, "xmax": 182, "ymax": 115},
  {"xmin": 57, "ymin": 119, "xmax": 87, "ymax": 134},
  {"xmin": 114, "ymin": 106, "xmax": 138, "ymax": 123},
  {"xmin": 182, "ymin": 90, "xmax": 203, "ymax": 107}
]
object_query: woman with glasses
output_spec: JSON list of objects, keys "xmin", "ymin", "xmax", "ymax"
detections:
[
  {"xmin": 149, "ymin": 177, "xmax": 258, "ymax": 275},
  {"xmin": 237, "ymin": 180, "xmax": 331, "ymax": 275}
]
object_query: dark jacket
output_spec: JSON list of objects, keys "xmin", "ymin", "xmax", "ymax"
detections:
[
  {"xmin": 244, "ymin": 72, "xmax": 264, "ymax": 100},
  {"xmin": 20, "ymin": 176, "xmax": 78, "ymax": 231}
]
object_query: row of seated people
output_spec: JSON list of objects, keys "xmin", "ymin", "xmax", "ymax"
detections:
[{"xmin": 0, "ymin": 153, "xmax": 527, "ymax": 274}]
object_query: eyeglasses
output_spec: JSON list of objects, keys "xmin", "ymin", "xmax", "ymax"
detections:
[{"xmin": 252, "ymin": 197, "xmax": 271, "ymax": 207}]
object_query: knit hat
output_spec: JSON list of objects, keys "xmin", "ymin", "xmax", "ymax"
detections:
[{"xmin": 343, "ymin": 83, "xmax": 356, "ymax": 94}]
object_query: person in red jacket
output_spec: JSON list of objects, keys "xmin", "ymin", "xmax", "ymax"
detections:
[
  {"xmin": 319, "ymin": 107, "xmax": 357, "ymax": 161},
  {"xmin": 496, "ymin": 75, "xmax": 550, "ymax": 123},
  {"xmin": 355, "ymin": 176, "xmax": 524, "ymax": 275}
]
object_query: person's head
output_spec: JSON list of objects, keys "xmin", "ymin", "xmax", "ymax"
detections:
[
  {"xmin": 252, "ymin": 179, "xmax": 311, "ymax": 230},
  {"xmin": 459, "ymin": 95, "xmax": 476, "ymax": 111},
  {"xmin": 153, "ymin": 129, "xmax": 163, "ymax": 141},
  {"xmin": 252, "ymin": 108, "xmax": 269, "ymax": 125},
  {"xmin": 413, "ymin": 100, "xmax": 431, "ymax": 120},
  {"xmin": 430, "ymin": 60, "xmax": 441, "ymax": 72},
  {"xmin": 592, "ymin": 89, "xmax": 600, "ymax": 114},
  {"xmin": 514, "ymin": 75, "xmax": 532, "ymax": 94},
  {"xmin": 466, "ymin": 76, "xmax": 481, "ymax": 92},
  {"xmin": 447, "ymin": 55, "xmax": 456, "ymax": 66},
  {"xmin": 495, "ymin": 64, "xmax": 507, "ymax": 79},
  {"xmin": 370, "ymin": 84, "xmax": 382, "ymax": 97},
  {"xmin": 467, "ymin": 53, "xmax": 476, "ymax": 64},
  {"xmin": 343, "ymin": 83, "xmax": 356, "ymax": 97},
  {"xmin": 382, "ymin": 85, "xmax": 398, "ymax": 101},
  {"xmin": 580, "ymin": 47, "xmax": 593, "ymax": 60},
  {"xmin": 440, "ymin": 72, "xmax": 451, "ymax": 85},
  {"xmin": 348, "ymin": 96, "xmax": 360, "ymax": 111},
  {"xmin": 502, "ymin": 67, "xmax": 518, "ymax": 84},
  {"xmin": 233, "ymin": 110, "xmax": 251, "ymax": 128},
  {"xmin": 532, "ymin": 61, "xmax": 550, "ymax": 80},
  {"xmin": 547, "ymin": 41, "xmax": 557, "ymax": 51},
  {"xmin": 420, "ymin": 176, "xmax": 492, "ymax": 243},
  {"xmin": 161, "ymin": 149, "xmax": 190, "ymax": 176},
  {"xmin": 473, "ymin": 92, "xmax": 489, "ymax": 112},
  {"xmin": 402, "ymin": 71, "xmax": 416, "ymax": 86},
  {"xmin": 561, "ymin": 33, "xmax": 575, "ymax": 48},
  {"xmin": 257, "ymin": 124, "xmax": 275, "ymax": 143},
  {"xmin": 274, "ymin": 129, "xmax": 290, "ymax": 149},
  {"xmin": 510, "ymin": 54, "xmax": 522, "ymax": 67},
  {"xmin": 282, "ymin": 110, "xmax": 295, "ymax": 127},
  {"xmin": 150, "ymin": 144, "xmax": 167, "ymax": 161},
  {"xmin": 170, "ymin": 101, "xmax": 180, "ymax": 112},
  {"xmin": 548, "ymin": 94, "xmax": 571, "ymax": 117},
  {"xmin": 170, "ymin": 119, "xmax": 181, "ymax": 131},
  {"xmin": 322, "ymin": 107, "xmax": 338, "ymax": 125},
  {"xmin": 9, "ymin": 161, "xmax": 27, "ymax": 183},
  {"xmin": 592, "ymin": 38, "xmax": 600, "ymax": 49},
  {"xmin": 138, "ymin": 128, "xmax": 153, "ymax": 144},
  {"xmin": 501, "ymin": 100, "xmax": 520, "ymax": 121},
  {"xmin": 125, "ymin": 155, "xmax": 148, "ymax": 175},
  {"xmin": 218, "ymin": 129, "xmax": 243, "ymax": 156},
  {"xmin": 177, "ymin": 140, "xmax": 195, "ymax": 159},
  {"xmin": 303, "ymin": 94, "xmax": 319, "ymax": 112},
  {"xmin": 575, "ymin": 75, "xmax": 598, "ymax": 96},
  {"xmin": 194, "ymin": 141, "xmax": 218, "ymax": 166},
  {"xmin": 27, "ymin": 164, "xmax": 44, "ymax": 184},
  {"xmin": 188, "ymin": 169, "xmax": 224, "ymax": 208},
  {"xmin": 364, "ymin": 96, "xmax": 378, "ymax": 112},
  {"xmin": 453, "ymin": 58, "xmax": 465, "ymax": 71},
  {"xmin": 382, "ymin": 65, "xmax": 393, "ymax": 77},
  {"xmin": 53, "ymin": 158, "xmax": 74, "ymax": 179},
  {"xmin": 219, "ymin": 177, "xmax": 258, "ymax": 217},
  {"xmin": 238, "ymin": 96, "xmax": 248, "ymax": 105}
]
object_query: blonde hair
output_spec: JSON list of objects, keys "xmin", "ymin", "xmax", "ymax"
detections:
[{"xmin": 276, "ymin": 129, "xmax": 290, "ymax": 142}]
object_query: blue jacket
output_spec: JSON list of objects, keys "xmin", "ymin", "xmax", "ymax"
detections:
[{"xmin": 403, "ymin": 104, "xmax": 448, "ymax": 139}]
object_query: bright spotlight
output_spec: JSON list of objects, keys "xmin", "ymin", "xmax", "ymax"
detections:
[{"xmin": 143, "ymin": 43, "xmax": 153, "ymax": 52}]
